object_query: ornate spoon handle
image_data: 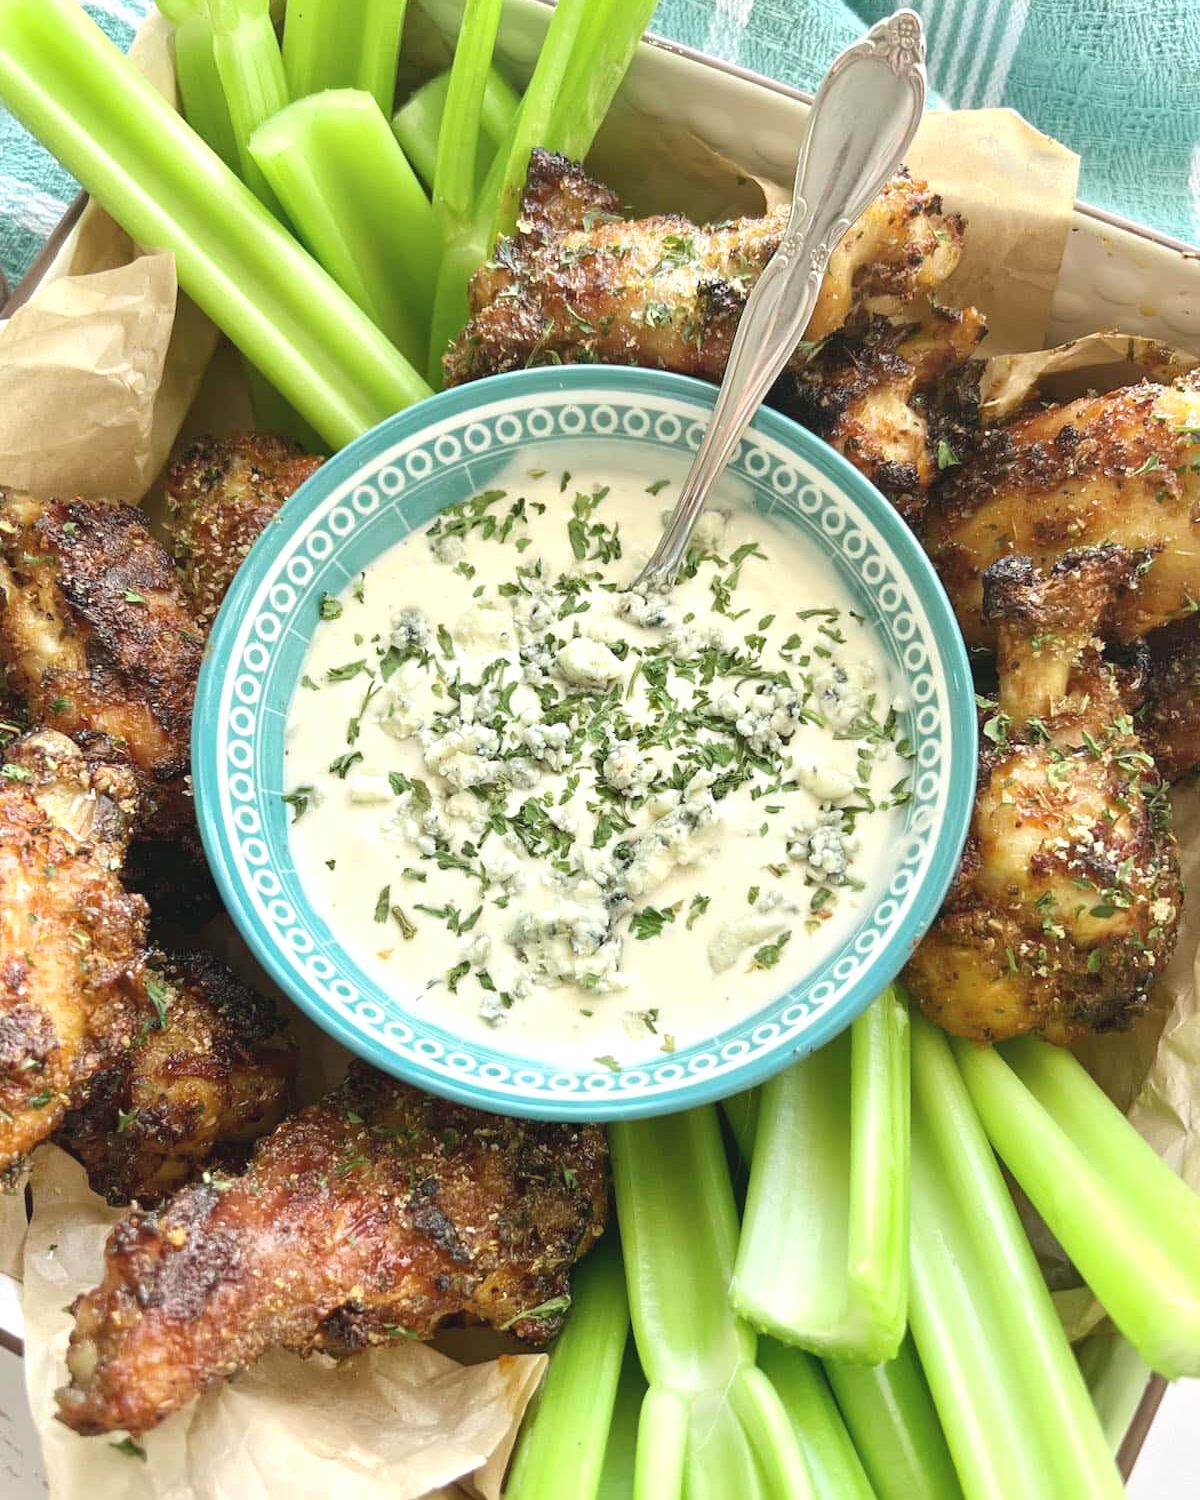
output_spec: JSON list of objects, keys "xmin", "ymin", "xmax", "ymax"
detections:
[{"xmin": 634, "ymin": 10, "xmax": 927, "ymax": 591}]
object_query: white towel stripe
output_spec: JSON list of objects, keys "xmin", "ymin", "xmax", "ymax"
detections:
[
  {"xmin": 703, "ymin": 0, "xmax": 756, "ymax": 66},
  {"xmin": 1188, "ymin": 143, "xmax": 1200, "ymax": 245},
  {"xmin": 0, "ymin": 176, "xmax": 72, "ymax": 239},
  {"xmin": 86, "ymin": 0, "xmax": 152, "ymax": 32},
  {"xmin": 942, "ymin": 0, "xmax": 986, "ymax": 103},
  {"xmin": 957, "ymin": 0, "xmax": 1005, "ymax": 108},
  {"xmin": 980, "ymin": 0, "xmax": 1031, "ymax": 107}
]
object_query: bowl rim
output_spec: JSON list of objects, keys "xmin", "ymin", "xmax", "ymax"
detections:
[{"xmin": 193, "ymin": 364, "xmax": 977, "ymax": 1119}]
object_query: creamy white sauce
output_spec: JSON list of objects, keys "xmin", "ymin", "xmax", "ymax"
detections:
[{"xmin": 284, "ymin": 463, "xmax": 909, "ymax": 1067}]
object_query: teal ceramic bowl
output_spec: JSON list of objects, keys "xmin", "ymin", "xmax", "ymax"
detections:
[{"xmin": 193, "ymin": 366, "xmax": 975, "ymax": 1119}]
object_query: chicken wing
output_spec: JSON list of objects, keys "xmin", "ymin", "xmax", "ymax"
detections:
[
  {"xmin": 166, "ymin": 433, "xmax": 324, "ymax": 628},
  {"xmin": 923, "ymin": 371, "xmax": 1200, "ymax": 649},
  {"xmin": 774, "ymin": 306, "xmax": 985, "ymax": 523},
  {"xmin": 444, "ymin": 149, "xmax": 964, "ymax": 386},
  {"xmin": 905, "ymin": 546, "xmax": 1181, "ymax": 1044},
  {"xmin": 1135, "ymin": 614, "xmax": 1200, "ymax": 782},
  {"xmin": 0, "ymin": 491, "xmax": 204, "ymax": 840},
  {"xmin": 58, "ymin": 1063, "xmax": 607, "ymax": 1434},
  {"xmin": 0, "ymin": 731, "xmax": 147, "ymax": 1176},
  {"xmin": 57, "ymin": 950, "xmax": 295, "ymax": 1206}
]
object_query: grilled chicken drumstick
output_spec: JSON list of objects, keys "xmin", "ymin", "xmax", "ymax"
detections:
[
  {"xmin": 905, "ymin": 546, "xmax": 1181, "ymax": 1044},
  {"xmin": 924, "ymin": 369, "xmax": 1200, "ymax": 649},
  {"xmin": 0, "ymin": 731, "xmax": 147, "ymax": 1176},
  {"xmin": 58, "ymin": 1063, "xmax": 607, "ymax": 1435},
  {"xmin": 0, "ymin": 491, "xmax": 204, "ymax": 841},
  {"xmin": 166, "ymin": 432, "xmax": 324, "ymax": 628},
  {"xmin": 444, "ymin": 150, "xmax": 982, "ymax": 524},
  {"xmin": 57, "ymin": 950, "xmax": 295, "ymax": 1206}
]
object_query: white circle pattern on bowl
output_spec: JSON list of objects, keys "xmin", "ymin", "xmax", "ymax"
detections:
[{"xmin": 207, "ymin": 382, "xmax": 965, "ymax": 1115}]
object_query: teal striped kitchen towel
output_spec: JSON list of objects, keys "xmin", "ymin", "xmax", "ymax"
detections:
[{"xmin": 2, "ymin": 0, "xmax": 1198, "ymax": 292}]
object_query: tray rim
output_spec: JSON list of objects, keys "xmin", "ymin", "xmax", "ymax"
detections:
[{"xmin": 0, "ymin": 6, "xmax": 1183, "ymax": 1481}]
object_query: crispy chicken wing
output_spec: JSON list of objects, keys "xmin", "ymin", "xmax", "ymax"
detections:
[
  {"xmin": 923, "ymin": 371, "xmax": 1200, "ymax": 649},
  {"xmin": 58, "ymin": 1063, "xmax": 607, "ymax": 1434},
  {"xmin": 0, "ymin": 491, "xmax": 204, "ymax": 839},
  {"xmin": 444, "ymin": 149, "xmax": 965, "ymax": 386},
  {"xmin": 775, "ymin": 306, "xmax": 985, "ymax": 522},
  {"xmin": 166, "ymin": 433, "xmax": 324, "ymax": 628},
  {"xmin": 1138, "ymin": 614, "xmax": 1200, "ymax": 782},
  {"xmin": 0, "ymin": 731, "xmax": 147, "ymax": 1176},
  {"xmin": 905, "ymin": 547, "xmax": 1181, "ymax": 1044},
  {"xmin": 57, "ymin": 951, "xmax": 295, "ymax": 1206}
]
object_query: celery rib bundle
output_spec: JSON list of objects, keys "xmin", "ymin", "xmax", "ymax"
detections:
[
  {"xmin": 909, "ymin": 1014, "xmax": 1124, "ymax": 1500},
  {"xmin": 610, "ymin": 1107, "xmax": 816, "ymax": 1500}
]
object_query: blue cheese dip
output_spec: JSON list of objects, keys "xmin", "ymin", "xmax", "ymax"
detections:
[{"xmin": 284, "ymin": 465, "xmax": 911, "ymax": 1066}]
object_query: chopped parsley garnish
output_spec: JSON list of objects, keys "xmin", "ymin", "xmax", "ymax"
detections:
[
  {"xmin": 752, "ymin": 931, "xmax": 792, "ymax": 970},
  {"xmin": 281, "ymin": 787, "xmax": 313, "ymax": 821},
  {"xmin": 630, "ymin": 905, "xmax": 677, "ymax": 940}
]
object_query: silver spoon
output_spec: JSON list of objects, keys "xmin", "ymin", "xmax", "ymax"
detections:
[{"xmin": 634, "ymin": 9, "xmax": 927, "ymax": 592}]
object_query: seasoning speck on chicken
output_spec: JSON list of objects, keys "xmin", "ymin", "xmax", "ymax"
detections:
[{"xmin": 57, "ymin": 1063, "xmax": 607, "ymax": 1435}]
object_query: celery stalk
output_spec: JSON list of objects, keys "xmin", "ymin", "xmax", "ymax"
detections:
[
  {"xmin": 0, "ymin": 0, "xmax": 430, "ymax": 449},
  {"xmin": 432, "ymin": 0, "xmax": 506, "ymax": 246},
  {"xmin": 250, "ymin": 90, "xmax": 435, "ymax": 367},
  {"xmin": 282, "ymin": 0, "xmax": 407, "ymax": 113},
  {"xmin": 609, "ymin": 1108, "xmax": 816, "ymax": 1500},
  {"xmin": 179, "ymin": 0, "xmax": 291, "ymax": 218},
  {"xmin": 719, "ymin": 1088, "xmax": 759, "ymax": 1162},
  {"xmin": 731, "ymin": 986, "xmax": 909, "ymax": 1363},
  {"xmin": 1077, "ymin": 1330, "xmax": 1153, "ymax": 1455},
  {"xmin": 597, "ymin": 1342, "xmax": 646, "ymax": 1500},
  {"xmin": 428, "ymin": 0, "xmax": 649, "ymax": 380},
  {"xmin": 392, "ymin": 67, "xmax": 519, "ymax": 191},
  {"xmin": 909, "ymin": 1013, "xmax": 1123, "ymax": 1500},
  {"xmin": 824, "ymin": 1338, "xmax": 963, "ymax": 1500},
  {"xmin": 157, "ymin": 2, "xmax": 288, "ymax": 215},
  {"xmin": 759, "ymin": 1340, "xmax": 876, "ymax": 1500},
  {"xmin": 956, "ymin": 1034, "xmax": 1200, "ymax": 1379},
  {"xmin": 506, "ymin": 1235, "xmax": 629, "ymax": 1500},
  {"xmin": 156, "ymin": 1, "xmax": 239, "ymax": 167},
  {"xmin": 546, "ymin": 0, "xmax": 658, "ymax": 161}
]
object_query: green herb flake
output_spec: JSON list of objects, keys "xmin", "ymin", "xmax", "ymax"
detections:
[{"xmin": 936, "ymin": 438, "xmax": 960, "ymax": 470}]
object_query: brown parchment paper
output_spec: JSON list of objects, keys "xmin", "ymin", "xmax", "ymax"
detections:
[
  {"xmin": 0, "ymin": 4, "xmax": 1192, "ymax": 1490},
  {"xmin": 981, "ymin": 330, "xmax": 1200, "ymax": 421},
  {"xmin": 0, "ymin": 12, "xmax": 218, "ymax": 504}
]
